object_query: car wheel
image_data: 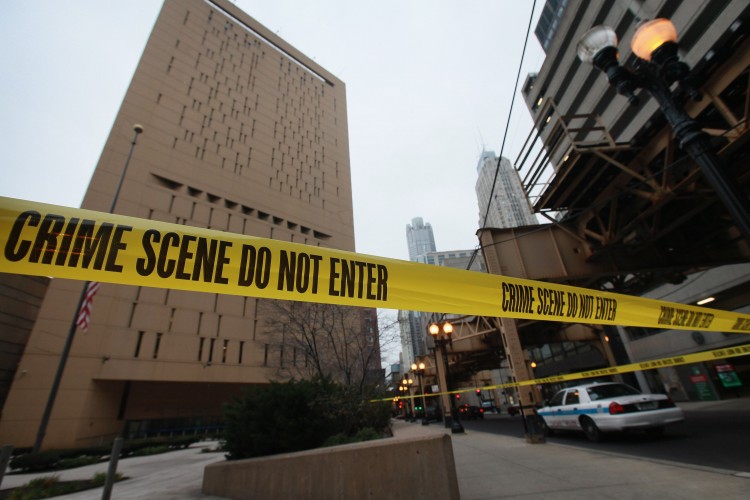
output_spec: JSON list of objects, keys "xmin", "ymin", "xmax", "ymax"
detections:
[
  {"xmin": 580, "ymin": 417, "xmax": 602, "ymax": 442},
  {"xmin": 645, "ymin": 426, "xmax": 665, "ymax": 437}
]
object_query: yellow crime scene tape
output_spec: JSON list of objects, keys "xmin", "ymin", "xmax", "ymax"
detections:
[
  {"xmin": 3, "ymin": 196, "xmax": 750, "ymax": 333},
  {"xmin": 386, "ymin": 343, "xmax": 750, "ymax": 403}
]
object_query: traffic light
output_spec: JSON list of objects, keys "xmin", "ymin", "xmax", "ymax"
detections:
[
  {"xmin": 455, "ymin": 393, "xmax": 460, "ymax": 400},
  {"xmin": 475, "ymin": 388, "xmax": 481, "ymax": 395}
]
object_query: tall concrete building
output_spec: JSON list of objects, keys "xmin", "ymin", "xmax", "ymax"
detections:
[
  {"xmin": 400, "ymin": 216, "xmax": 486, "ymax": 368},
  {"xmin": 475, "ymin": 150, "xmax": 537, "ymax": 229},
  {"xmin": 398, "ymin": 217, "xmax": 437, "ymax": 368},
  {"xmin": 406, "ymin": 217, "xmax": 436, "ymax": 262},
  {"xmin": 0, "ymin": 0, "xmax": 357, "ymax": 449},
  {"xmin": 535, "ymin": 0, "xmax": 569, "ymax": 52}
]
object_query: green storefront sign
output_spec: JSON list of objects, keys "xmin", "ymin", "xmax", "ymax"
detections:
[{"xmin": 716, "ymin": 364, "xmax": 743, "ymax": 388}]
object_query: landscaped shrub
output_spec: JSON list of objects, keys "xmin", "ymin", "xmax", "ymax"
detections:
[
  {"xmin": 7, "ymin": 472, "xmax": 124, "ymax": 500},
  {"xmin": 223, "ymin": 378, "xmax": 333, "ymax": 459},
  {"xmin": 56, "ymin": 445, "xmax": 109, "ymax": 460},
  {"xmin": 222, "ymin": 377, "xmax": 392, "ymax": 460},
  {"xmin": 56, "ymin": 455, "xmax": 102, "ymax": 469},
  {"xmin": 8, "ymin": 475, "xmax": 62, "ymax": 500},
  {"xmin": 8, "ymin": 435, "xmax": 201, "ymax": 473},
  {"xmin": 9, "ymin": 451, "xmax": 61, "ymax": 473},
  {"xmin": 119, "ymin": 436, "xmax": 200, "ymax": 457},
  {"xmin": 91, "ymin": 471, "xmax": 123, "ymax": 485},
  {"xmin": 167, "ymin": 436, "xmax": 199, "ymax": 449},
  {"xmin": 322, "ymin": 427, "xmax": 383, "ymax": 447}
]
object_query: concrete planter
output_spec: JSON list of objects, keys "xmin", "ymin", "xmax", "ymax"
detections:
[{"xmin": 203, "ymin": 434, "xmax": 459, "ymax": 499}]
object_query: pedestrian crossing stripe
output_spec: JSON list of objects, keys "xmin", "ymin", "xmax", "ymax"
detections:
[{"xmin": 3, "ymin": 196, "xmax": 750, "ymax": 333}]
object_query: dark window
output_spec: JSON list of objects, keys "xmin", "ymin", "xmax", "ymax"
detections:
[
  {"xmin": 548, "ymin": 391, "xmax": 565, "ymax": 406},
  {"xmin": 134, "ymin": 331, "xmax": 144, "ymax": 358},
  {"xmin": 587, "ymin": 383, "xmax": 640, "ymax": 401},
  {"xmin": 153, "ymin": 333, "xmax": 162, "ymax": 359},
  {"xmin": 565, "ymin": 391, "xmax": 580, "ymax": 405}
]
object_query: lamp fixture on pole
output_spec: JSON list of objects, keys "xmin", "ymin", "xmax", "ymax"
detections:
[
  {"xmin": 429, "ymin": 320, "xmax": 464, "ymax": 434},
  {"xmin": 398, "ymin": 376, "xmax": 413, "ymax": 419},
  {"xmin": 411, "ymin": 361, "xmax": 429, "ymax": 425},
  {"xmin": 577, "ymin": 19, "xmax": 750, "ymax": 243}
]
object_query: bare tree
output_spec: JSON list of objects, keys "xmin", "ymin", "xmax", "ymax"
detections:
[{"xmin": 259, "ymin": 300, "xmax": 398, "ymax": 393}]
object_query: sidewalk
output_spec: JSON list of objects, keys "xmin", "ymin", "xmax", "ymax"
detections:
[
  {"xmin": 2, "ymin": 416, "xmax": 749, "ymax": 499},
  {"xmin": 391, "ymin": 419, "xmax": 749, "ymax": 499},
  {"xmin": 0, "ymin": 443, "xmax": 226, "ymax": 499},
  {"xmin": 676, "ymin": 396, "xmax": 750, "ymax": 412}
]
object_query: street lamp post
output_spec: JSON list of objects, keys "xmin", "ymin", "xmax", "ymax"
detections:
[
  {"xmin": 429, "ymin": 321, "xmax": 464, "ymax": 434},
  {"xmin": 401, "ymin": 375, "xmax": 414, "ymax": 421},
  {"xmin": 398, "ymin": 376, "xmax": 413, "ymax": 420},
  {"xmin": 411, "ymin": 361, "xmax": 429, "ymax": 425},
  {"xmin": 577, "ymin": 19, "xmax": 750, "ymax": 243}
]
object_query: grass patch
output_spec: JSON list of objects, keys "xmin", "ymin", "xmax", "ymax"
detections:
[{"xmin": 3, "ymin": 472, "xmax": 125, "ymax": 500}]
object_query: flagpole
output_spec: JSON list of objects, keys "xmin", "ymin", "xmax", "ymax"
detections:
[{"xmin": 33, "ymin": 125, "xmax": 143, "ymax": 452}]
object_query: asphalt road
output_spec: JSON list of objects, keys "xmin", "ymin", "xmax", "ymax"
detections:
[{"xmin": 457, "ymin": 404, "xmax": 750, "ymax": 474}]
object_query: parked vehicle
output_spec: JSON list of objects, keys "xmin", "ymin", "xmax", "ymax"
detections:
[
  {"xmin": 537, "ymin": 382, "xmax": 684, "ymax": 442},
  {"xmin": 457, "ymin": 404, "xmax": 484, "ymax": 420},
  {"xmin": 506, "ymin": 404, "xmax": 520, "ymax": 416},
  {"xmin": 480, "ymin": 401, "xmax": 497, "ymax": 413},
  {"xmin": 417, "ymin": 405, "xmax": 442, "ymax": 422}
]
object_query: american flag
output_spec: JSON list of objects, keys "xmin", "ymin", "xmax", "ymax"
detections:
[{"xmin": 76, "ymin": 281, "xmax": 100, "ymax": 333}]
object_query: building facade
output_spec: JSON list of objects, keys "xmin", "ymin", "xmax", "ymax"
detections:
[
  {"xmin": 0, "ymin": 0, "xmax": 358, "ymax": 449},
  {"xmin": 501, "ymin": 0, "xmax": 750, "ymax": 398},
  {"xmin": 535, "ymin": 0, "xmax": 570, "ymax": 52},
  {"xmin": 475, "ymin": 150, "xmax": 537, "ymax": 229},
  {"xmin": 422, "ymin": 250, "xmax": 485, "ymax": 271}
]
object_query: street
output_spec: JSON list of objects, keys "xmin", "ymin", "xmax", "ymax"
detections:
[{"xmin": 457, "ymin": 399, "xmax": 750, "ymax": 474}]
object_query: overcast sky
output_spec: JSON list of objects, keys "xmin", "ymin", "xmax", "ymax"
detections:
[{"xmin": 1, "ymin": 0, "xmax": 545, "ymax": 263}]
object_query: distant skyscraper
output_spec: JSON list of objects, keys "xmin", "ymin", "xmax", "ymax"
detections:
[
  {"xmin": 476, "ymin": 151, "xmax": 537, "ymax": 229},
  {"xmin": 399, "ymin": 217, "xmax": 437, "ymax": 367},
  {"xmin": 406, "ymin": 217, "xmax": 436, "ymax": 261}
]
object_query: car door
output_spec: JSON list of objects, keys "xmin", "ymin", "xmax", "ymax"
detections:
[
  {"xmin": 560, "ymin": 389, "xmax": 582, "ymax": 429},
  {"xmin": 539, "ymin": 390, "xmax": 566, "ymax": 430}
]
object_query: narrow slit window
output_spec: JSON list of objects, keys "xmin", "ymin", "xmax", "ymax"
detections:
[
  {"xmin": 153, "ymin": 333, "xmax": 162, "ymax": 359},
  {"xmin": 134, "ymin": 331, "xmax": 144, "ymax": 358}
]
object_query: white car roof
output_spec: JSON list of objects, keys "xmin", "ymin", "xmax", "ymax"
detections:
[{"xmin": 564, "ymin": 382, "xmax": 631, "ymax": 390}]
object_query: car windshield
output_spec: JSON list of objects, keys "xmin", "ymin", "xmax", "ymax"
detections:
[{"xmin": 586, "ymin": 383, "xmax": 640, "ymax": 401}]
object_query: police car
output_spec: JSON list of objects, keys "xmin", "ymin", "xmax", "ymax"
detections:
[{"xmin": 537, "ymin": 382, "xmax": 684, "ymax": 442}]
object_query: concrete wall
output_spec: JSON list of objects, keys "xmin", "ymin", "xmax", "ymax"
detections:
[{"xmin": 203, "ymin": 434, "xmax": 459, "ymax": 500}]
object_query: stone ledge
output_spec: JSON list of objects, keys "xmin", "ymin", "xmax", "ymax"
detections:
[{"xmin": 202, "ymin": 433, "xmax": 459, "ymax": 499}]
